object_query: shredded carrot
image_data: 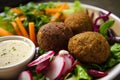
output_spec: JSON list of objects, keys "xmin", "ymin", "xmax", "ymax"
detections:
[
  {"xmin": 29, "ymin": 22, "xmax": 37, "ymax": 45},
  {"xmin": 11, "ymin": 8, "xmax": 22, "ymax": 15},
  {"xmin": 51, "ymin": 3, "xmax": 67, "ymax": 22},
  {"xmin": 51, "ymin": 13, "xmax": 61, "ymax": 22},
  {"xmin": 55, "ymin": 3, "xmax": 69, "ymax": 9},
  {"xmin": 11, "ymin": 22, "xmax": 22, "ymax": 36},
  {"xmin": 19, "ymin": 16, "xmax": 26, "ymax": 21},
  {"xmin": 15, "ymin": 17, "xmax": 29, "ymax": 38},
  {"xmin": 0, "ymin": 27, "xmax": 13, "ymax": 36},
  {"xmin": 45, "ymin": 8, "xmax": 58, "ymax": 14},
  {"xmin": 46, "ymin": 3, "xmax": 69, "ymax": 16}
]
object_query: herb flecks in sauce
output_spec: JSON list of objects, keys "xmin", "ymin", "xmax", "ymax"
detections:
[
  {"xmin": 0, "ymin": 40, "xmax": 31, "ymax": 67},
  {"xmin": 12, "ymin": 47, "xmax": 16, "ymax": 51},
  {"xmin": 1, "ymin": 53, "xmax": 7, "ymax": 56}
]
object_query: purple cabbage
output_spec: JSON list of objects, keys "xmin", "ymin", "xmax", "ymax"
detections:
[
  {"xmin": 93, "ymin": 11, "xmax": 111, "ymax": 32},
  {"xmin": 86, "ymin": 9, "xmax": 120, "ymax": 44},
  {"xmin": 107, "ymin": 28, "xmax": 116, "ymax": 37},
  {"xmin": 107, "ymin": 28, "xmax": 120, "ymax": 45},
  {"xmin": 86, "ymin": 9, "xmax": 111, "ymax": 32},
  {"xmin": 99, "ymin": 11, "xmax": 111, "ymax": 22}
]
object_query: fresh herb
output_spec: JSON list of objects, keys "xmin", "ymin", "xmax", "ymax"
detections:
[
  {"xmin": 100, "ymin": 43, "xmax": 120, "ymax": 69},
  {"xmin": 1, "ymin": 53, "xmax": 7, "ymax": 56},
  {"xmin": 100, "ymin": 20, "xmax": 115, "ymax": 38},
  {"xmin": 5, "ymin": 61, "xmax": 10, "ymax": 65},
  {"xmin": 22, "ymin": 14, "xmax": 50, "ymax": 32},
  {"xmin": 18, "ymin": 2, "xmax": 51, "ymax": 32},
  {"xmin": 62, "ymin": 0, "xmax": 85, "ymax": 16},
  {"xmin": 0, "ymin": 2, "xmax": 53, "ymax": 34},
  {"xmin": 65, "ymin": 65, "xmax": 91, "ymax": 80},
  {"xmin": 12, "ymin": 47, "xmax": 16, "ymax": 51},
  {"xmin": 2, "ymin": 7, "xmax": 18, "ymax": 21},
  {"xmin": 39, "ymin": 48, "xmax": 45, "ymax": 55},
  {"xmin": 33, "ymin": 73, "xmax": 46, "ymax": 80},
  {"xmin": 0, "ymin": 21, "xmax": 15, "ymax": 34},
  {"xmin": 110, "ymin": 43, "xmax": 120, "ymax": 62}
]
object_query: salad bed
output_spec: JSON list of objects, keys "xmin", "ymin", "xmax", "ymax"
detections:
[{"xmin": 0, "ymin": 1, "xmax": 120, "ymax": 80}]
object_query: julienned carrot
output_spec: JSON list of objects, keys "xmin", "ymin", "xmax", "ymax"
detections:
[
  {"xmin": 55, "ymin": 3, "xmax": 69, "ymax": 9},
  {"xmin": 11, "ymin": 22, "xmax": 22, "ymax": 36},
  {"xmin": 15, "ymin": 17, "xmax": 29, "ymax": 38},
  {"xmin": 29, "ymin": 22, "xmax": 36, "ymax": 44},
  {"xmin": 51, "ymin": 3, "xmax": 67, "ymax": 22},
  {"xmin": 11, "ymin": 8, "xmax": 22, "ymax": 15},
  {"xmin": 45, "ymin": 8, "xmax": 58, "ymax": 14},
  {"xmin": 45, "ymin": 7, "xmax": 69, "ymax": 16},
  {"xmin": 0, "ymin": 27, "xmax": 13, "ymax": 36},
  {"xmin": 19, "ymin": 16, "xmax": 26, "ymax": 21}
]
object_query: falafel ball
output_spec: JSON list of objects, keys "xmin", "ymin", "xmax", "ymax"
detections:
[
  {"xmin": 65, "ymin": 12, "xmax": 93, "ymax": 34},
  {"xmin": 37, "ymin": 22, "xmax": 73, "ymax": 52},
  {"xmin": 68, "ymin": 32, "xmax": 110, "ymax": 64}
]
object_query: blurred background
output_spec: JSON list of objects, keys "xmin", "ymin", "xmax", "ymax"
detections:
[
  {"xmin": 0, "ymin": 0, "xmax": 120, "ymax": 18},
  {"xmin": 0, "ymin": 0, "xmax": 120, "ymax": 80}
]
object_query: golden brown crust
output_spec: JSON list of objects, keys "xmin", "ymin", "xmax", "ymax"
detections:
[
  {"xmin": 37, "ymin": 22, "xmax": 73, "ymax": 52},
  {"xmin": 65, "ymin": 12, "xmax": 93, "ymax": 34},
  {"xmin": 68, "ymin": 31, "xmax": 110, "ymax": 64}
]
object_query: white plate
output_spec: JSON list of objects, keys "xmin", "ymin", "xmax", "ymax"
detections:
[{"xmin": 81, "ymin": 4, "xmax": 120, "ymax": 80}]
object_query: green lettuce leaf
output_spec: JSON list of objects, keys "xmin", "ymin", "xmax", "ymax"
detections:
[
  {"xmin": 62, "ymin": 0, "xmax": 85, "ymax": 16},
  {"xmin": 99, "ymin": 20, "xmax": 115, "ymax": 38},
  {"xmin": 65, "ymin": 65, "xmax": 91, "ymax": 80},
  {"xmin": 0, "ymin": 21, "xmax": 15, "ymax": 34},
  {"xmin": 111, "ymin": 43, "xmax": 120, "ymax": 62}
]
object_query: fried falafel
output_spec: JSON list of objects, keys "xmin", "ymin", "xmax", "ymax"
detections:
[
  {"xmin": 68, "ymin": 31, "xmax": 110, "ymax": 64},
  {"xmin": 37, "ymin": 22, "xmax": 73, "ymax": 52},
  {"xmin": 65, "ymin": 12, "xmax": 93, "ymax": 34}
]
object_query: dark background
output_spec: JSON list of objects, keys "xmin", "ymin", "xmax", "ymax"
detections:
[{"xmin": 0, "ymin": 0, "xmax": 120, "ymax": 80}]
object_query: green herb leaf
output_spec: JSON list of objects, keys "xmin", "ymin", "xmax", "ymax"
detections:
[
  {"xmin": 0, "ymin": 21, "xmax": 15, "ymax": 34},
  {"xmin": 33, "ymin": 73, "xmax": 46, "ymax": 80},
  {"xmin": 65, "ymin": 65, "xmax": 91, "ymax": 80},
  {"xmin": 100, "ymin": 43, "xmax": 120, "ymax": 69},
  {"xmin": 39, "ymin": 48, "xmax": 45, "ymax": 55},
  {"xmin": 111, "ymin": 43, "xmax": 120, "ymax": 53},
  {"xmin": 110, "ymin": 43, "xmax": 120, "ymax": 62},
  {"xmin": 62, "ymin": 0, "xmax": 85, "ymax": 16},
  {"xmin": 100, "ymin": 20, "xmax": 115, "ymax": 38}
]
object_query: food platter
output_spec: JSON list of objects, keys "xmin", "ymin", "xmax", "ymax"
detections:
[{"xmin": 0, "ymin": 1, "xmax": 120, "ymax": 80}]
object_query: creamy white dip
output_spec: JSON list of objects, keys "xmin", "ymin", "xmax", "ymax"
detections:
[{"xmin": 0, "ymin": 40, "xmax": 31, "ymax": 68}]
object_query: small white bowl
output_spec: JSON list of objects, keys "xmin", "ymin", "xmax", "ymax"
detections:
[{"xmin": 0, "ymin": 36, "xmax": 35, "ymax": 79}]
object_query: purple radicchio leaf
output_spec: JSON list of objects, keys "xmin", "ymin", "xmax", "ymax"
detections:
[{"xmin": 93, "ymin": 11, "xmax": 111, "ymax": 32}]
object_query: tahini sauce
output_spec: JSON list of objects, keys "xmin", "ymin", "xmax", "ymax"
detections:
[{"xmin": 0, "ymin": 40, "xmax": 31, "ymax": 68}]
